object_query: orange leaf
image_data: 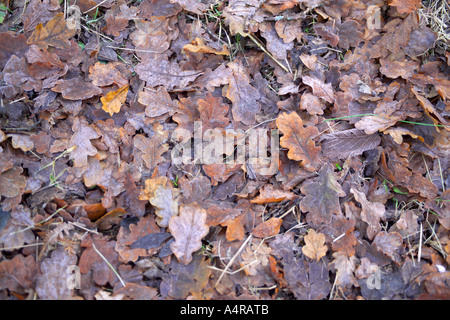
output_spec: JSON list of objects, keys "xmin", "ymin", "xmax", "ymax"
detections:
[
  {"xmin": 251, "ymin": 184, "xmax": 297, "ymax": 204},
  {"xmin": 27, "ymin": 12, "xmax": 77, "ymax": 49},
  {"xmin": 251, "ymin": 217, "xmax": 283, "ymax": 238},
  {"xmin": 276, "ymin": 112, "xmax": 321, "ymax": 171},
  {"xmin": 101, "ymin": 85, "xmax": 129, "ymax": 116},
  {"xmin": 302, "ymin": 229, "xmax": 328, "ymax": 261},
  {"xmin": 221, "ymin": 214, "xmax": 246, "ymax": 242},
  {"xmin": 183, "ymin": 37, "xmax": 230, "ymax": 55}
]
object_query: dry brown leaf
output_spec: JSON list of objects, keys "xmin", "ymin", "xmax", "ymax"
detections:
[
  {"xmin": 277, "ymin": 111, "xmax": 321, "ymax": 171},
  {"xmin": 69, "ymin": 117, "xmax": 100, "ymax": 168},
  {"xmin": 300, "ymin": 92, "xmax": 325, "ymax": 115},
  {"xmin": 389, "ymin": 0, "xmax": 422, "ymax": 14},
  {"xmin": 329, "ymin": 251, "xmax": 358, "ymax": 288},
  {"xmin": 302, "ymin": 76, "xmax": 336, "ymax": 104},
  {"xmin": 27, "ymin": 12, "xmax": 76, "ymax": 49},
  {"xmin": 135, "ymin": 58, "xmax": 201, "ymax": 90},
  {"xmin": 79, "ymin": 234, "xmax": 120, "ymax": 286},
  {"xmin": 302, "ymin": 229, "xmax": 328, "ymax": 261},
  {"xmin": 101, "ymin": 85, "xmax": 129, "ymax": 116},
  {"xmin": 133, "ymin": 122, "xmax": 169, "ymax": 171},
  {"xmin": 140, "ymin": 176, "xmax": 180, "ymax": 227},
  {"xmin": 350, "ymin": 187, "xmax": 386, "ymax": 240},
  {"xmin": 383, "ymin": 127, "xmax": 424, "ymax": 144},
  {"xmin": 88, "ymin": 62, "xmax": 128, "ymax": 87},
  {"xmin": 138, "ymin": 87, "xmax": 176, "ymax": 118},
  {"xmin": 51, "ymin": 78, "xmax": 102, "ymax": 100},
  {"xmin": 251, "ymin": 217, "xmax": 283, "ymax": 238},
  {"xmin": 35, "ymin": 248, "xmax": 77, "ymax": 299},
  {"xmin": 225, "ymin": 60, "xmax": 261, "ymax": 125},
  {"xmin": 355, "ymin": 115, "xmax": 399, "ymax": 135},
  {"xmin": 220, "ymin": 214, "xmax": 246, "ymax": 242},
  {"xmin": 372, "ymin": 231, "xmax": 403, "ymax": 264},
  {"xmin": 197, "ymin": 93, "xmax": 230, "ymax": 132},
  {"xmin": 169, "ymin": 203, "xmax": 209, "ymax": 265},
  {"xmin": 251, "ymin": 184, "xmax": 297, "ymax": 204},
  {"xmin": 182, "ymin": 37, "xmax": 230, "ymax": 55},
  {"xmin": 300, "ymin": 163, "xmax": 346, "ymax": 225}
]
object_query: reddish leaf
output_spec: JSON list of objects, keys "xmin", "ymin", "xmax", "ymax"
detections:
[
  {"xmin": 251, "ymin": 184, "xmax": 297, "ymax": 204},
  {"xmin": 251, "ymin": 217, "xmax": 283, "ymax": 238},
  {"xmin": 183, "ymin": 37, "xmax": 229, "ymax": 55},
  {"xmin": 0, "ymin": 167, "xmax": 27, "ymax": 199}
]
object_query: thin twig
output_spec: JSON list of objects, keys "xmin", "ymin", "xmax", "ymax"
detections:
[
  {"xmin": 92, "ymin": 242, "xmax": 126, "ymax": 288},
  {"xmin": 214, "ymin": 234, "xmax": 253, "ymax": 287},
  {"xmin": 247, "ymin": 33, "xmax": 290, "ymax": 73},
  {"xmin": 418, "ymin": 223, "xmax": 423, "ymax": 262}
]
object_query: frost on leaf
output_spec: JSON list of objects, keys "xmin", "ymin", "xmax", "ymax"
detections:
[
  {"xmin": 35, "ymin": 248, "xmax": 77, "ymax": 300},
  {"xmin": 69, "ymin": 117, "xmax": 100, "ymax": 168},
  {"xmin": 169, "ymin": 204, "xmax": 209, "ymax": 265}
]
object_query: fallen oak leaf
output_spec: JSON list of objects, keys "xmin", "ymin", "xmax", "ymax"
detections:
[
  {"xmin": 69, "ymin": 117, "xmax": 100, "ymax": 168},
  {"xmin": 250, "ymin": 184, "xmax": 297, "ymax": 204},
  {"xmin": 101, "ymin": 85, "xmax": 129, "ymax": 116},
  {"xmin": 135, "ymin": 58, "xmax": 202, "ymax": 90},
  {"xmin": 169, "ymin": 203, "xmax": 209, "ymax": 265},
  {"xmin": 51, "ymin": 78, "xmax": 102, "ymax": 100},
  {"xmin": 350, "ymin": 187, "xmax": 386, "ymax": 240},
  {"xmin": 0, "ymin": 167, "xmax": 27, "ymax": 199},
  {"xmin": 88, "ymin": 61, "xmax": 128, "ymax": 87},
  {"xmin": 329, "ymin": 251, "xmax": 358, "ymax": 288},
  {"xmin": 27, "ymin": 12, "xmax": 77, "ymax": 50},
  {"xmin": 139, "ymin": 176, "xmax": 180, "ymax": 227},
  {"xmin": 299, "ymin": 163, "xmax": 346, "ymax": 225},
  {"xmin": 276, "ymin": 111, "xmax": 321, "ymax": 171},
  {"xmin": 251, "ymin": 217, "xmax": 283, "ymax": 238},
  {"xmin": 182, "ymin": 37, "xmax": 230, "ymax": 55},
  {"xmin": 302, "ymin": 75, "xmax": 336, "ymax": 104},
  {"xmin": 383, "ymin": 127, "xmax": 424, "ymax": 144},
  {"xmin": 302, "ymin": 229, "xmax": 328, "ymax": 262}
]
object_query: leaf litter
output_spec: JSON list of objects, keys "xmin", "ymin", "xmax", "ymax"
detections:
[{"xmin": 0, "ymin": 0, "xmax": 449, "ymax": 301}]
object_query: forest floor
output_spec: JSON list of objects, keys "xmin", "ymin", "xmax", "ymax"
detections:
[{"xmin": 0, "ymin": 0, "xmax": 449, "ymax": 300}]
